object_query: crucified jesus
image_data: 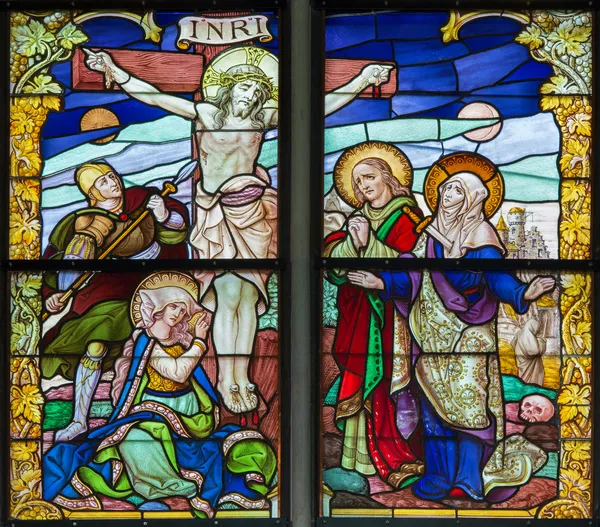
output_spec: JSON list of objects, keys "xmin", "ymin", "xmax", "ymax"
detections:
[{"xmin": 85, "ymin": 47, "xmax": 393, "ymax": 415}]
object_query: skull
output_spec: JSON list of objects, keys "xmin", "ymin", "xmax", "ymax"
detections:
[{"xmin": 519, "ymin": 394, "xmax": 554, "ymax": 423}]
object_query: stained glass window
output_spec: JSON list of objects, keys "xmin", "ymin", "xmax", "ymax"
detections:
[
  {"xmin": 9, "ymin": 10, "xmax": 280, "ymax": 261},
  {"xmin": 7, "ymin": 8, "xmax": 286, "ymax": 521},
  {"xmin": 321, "ymin": 10, "xmax": 592, "ymax": 261},
  {"xmin": 318, "ymin": 9, "xmax": 594, "ymax": 521},
  {"xmin": 321, "ymin": 268, "xmax": 592, "ymax": 518},
  {"xmin": 9, "ymin": 269, "xmax": 281, "ymax": 519}
]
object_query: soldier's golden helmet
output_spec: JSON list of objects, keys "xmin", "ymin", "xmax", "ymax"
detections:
[{"xmin": 75, "ymin": 162, "xmax": 119, "ymax": 200}]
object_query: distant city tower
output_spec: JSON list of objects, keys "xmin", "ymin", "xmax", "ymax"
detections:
[
  {"xmin": 507, "ymin": 207, "xmax": 526, "ymax": 248},
  {"xmin": 495, "ymin": 207, "xmax": 550, "ymax": 259}
]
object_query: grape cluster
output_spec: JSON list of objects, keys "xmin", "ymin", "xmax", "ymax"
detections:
[
  {"xmin": 563, "ymin": 13, "xmax": 592, "ymax": 86},
  {"xmin": 10, "ymin": 12, "xmax": 68, "ymax": 85},
  {"xmin": 580, "ymin": 356, "xmax": 592, "ymax": 373},
  {"xmin": 9, "ymin": 246, "xmax": 28, "ymax": 261},
  {"xmin": 555, "ymin": 504, "xmax": 583, "ymax": 520},
  {"xmin": 571, "ymin": 367, "xmax": 584, "ymax": 384},
  {"xmin": 10, "ymin": 42, "xmax": 28, "ymax": 84},
  {"xmin": 9, "ymin": 238, "xmax": 40, "ymax": 260},
  {"xmin": 13, "ymin": 504, "xmax": 46, "ymax": 520},
  {"xmin": 561, "ymin": 293, "xmax": 575, "ymax": 315},
  {"xmin": 560, "ymin": 274, "xmax": 585, "ymax": 314},
  {"xmin": 556, "ymin": 98, "xmax": 590, "ymax": 128},
  {"xmin": 10, "ymin": 11, "xmax": 28, "ymax": 27},
  {"xmin": 29, "ymin": 295, "xmax": 42, "ymax": 315},
  {"xmin": 43, "ymin": 11, "xmax": 67, "ymax": 31},
  {"xmin": 10, "ymin": 13, "xmax": 29, "ymax": 83},
  {"xmin": 573, "ymin": 13, "xmax": 591, "ymax": 27},
  {"xmin": 576, "ymin": 42, "xmax": 592, "ymax": 86},
  {"xmin": 559, "ymin": 212, "xmax": 590, "ymax": 259},
  {"xmin": 9, "ymin": 196, "xmax": 19, "ymax": 215},
  {"xmin": 568, "ymin": 244, "xmax": 591, "ymax": 260},
  {"xmin": 14, "ymin": 96, "xmax": 48, "ymax": 140},
  {"xmin": 533, "ymin": 11, "xmax": 556, "ymax": 32},
  {"xmin": 531, "ymin": 12, "xmax": 592, "ymax": 87}
]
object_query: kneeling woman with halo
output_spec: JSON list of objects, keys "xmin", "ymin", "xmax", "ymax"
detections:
[{"xmin": 44, "ymin": 271, "xmax": 276, "ymax": 517}]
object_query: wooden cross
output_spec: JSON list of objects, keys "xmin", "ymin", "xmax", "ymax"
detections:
[
  {"xmin": 71, "ymin": 45, "xmax": 396, "ymax": 97},
  {"xmin": 70, "ymin": 15, "xmax": 396, "ymax": 188}
]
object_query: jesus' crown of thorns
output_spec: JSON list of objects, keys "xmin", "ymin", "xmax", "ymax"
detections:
[{"xmin": 204, "ymin": 69, "xmax": 278, "ymax": 101}]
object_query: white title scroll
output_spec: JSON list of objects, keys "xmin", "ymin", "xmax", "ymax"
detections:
[{"xmin": 177, "ymin": 16, "xmax": 273, "ymax": 49}]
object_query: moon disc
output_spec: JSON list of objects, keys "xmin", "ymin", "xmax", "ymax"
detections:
[{"xmin": 458, "ymin": 102, "xmax": 502, "ymax": 143}]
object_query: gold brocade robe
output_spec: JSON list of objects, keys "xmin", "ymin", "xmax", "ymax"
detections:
[{"xmin": 408, "ymin": 235, "xmax": 547, "ymax": 495}]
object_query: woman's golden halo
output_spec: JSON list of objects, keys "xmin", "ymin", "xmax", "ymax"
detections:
[
  {"xmin": 424, "ymin": 152, "xmax": 504, "ymax": 217},
  {"xmin": 333, "ymin": 141, "xmax": 413, "ymax": 208},
  {"xmin": 130, "ymin": 271, "xmax": 199, "ymax": 326}
]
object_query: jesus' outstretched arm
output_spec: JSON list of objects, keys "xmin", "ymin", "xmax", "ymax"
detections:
[
  {"xmin": 324, "ymin": 64, "xmax": 394, "ymax": 116},
  {"xmin": 84, "ymin": 49, "xmax": 197, "ymax": 120}
]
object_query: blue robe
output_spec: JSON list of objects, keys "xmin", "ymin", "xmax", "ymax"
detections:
[{"xmin": 380, "ymin": 244, "xmax": 528, "ymax": 314}]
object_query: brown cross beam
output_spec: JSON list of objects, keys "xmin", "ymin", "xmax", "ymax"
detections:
[{"xmin": 72, "ymin": 49, "xmax": 396, "ymax": 99}]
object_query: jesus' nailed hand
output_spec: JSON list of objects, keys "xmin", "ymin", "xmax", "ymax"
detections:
[{"xmin": 84, "ymin": 49, "xmax": 125, "ymax": 88}]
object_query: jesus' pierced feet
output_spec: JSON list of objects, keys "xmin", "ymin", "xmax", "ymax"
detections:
[
  {"xmin": 216, "ymin": 356, "xmax": 259, "ymax": 414},
  {"xmin": 234, "ymin": 354, "xmax": 259, "ymax": 412},
  {"xmin": 216, "ymin": 364, "xmax": 243, "ymax": 414},
  {"xmin": 212, "ymin": 274, "xmax": 261, "ymax": 414}
]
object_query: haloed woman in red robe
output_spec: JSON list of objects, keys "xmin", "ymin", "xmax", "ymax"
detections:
[{"xmin": 324, "ymin": 143, "xmax": 423, "ymax": 487}]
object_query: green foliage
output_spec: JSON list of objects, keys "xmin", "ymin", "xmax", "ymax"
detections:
[
  {"xmin": 10, "ymin": 322, "xmax": 34, "ymax": 354},
  {"xmin": 11, "ymin": 19, "xmax": 54, "ymax": 57},
  {"xmin": 12, "ymin": 17, "xmax": 89, "ymax": 96},
  {"xmin": 258, "ymin": 273, "xmax": 278, "ymax": 330},
  {"xmin": 23, "ymin": 74, "xmax": 61, "ymax": 94},
  {"xmin": 16, "ymin": 273, "xmax": 42, "ymax": 298},
  {"xmin": 10, "ymin": 273, "xmax": 41, "ymax": 355},
  {"xmin": 322, "ymin": 277, "xmax": 338, "ymax": 327},
  {"xmin": 56, "ymin": 22, "xmax": 87, "ymax": 50}
]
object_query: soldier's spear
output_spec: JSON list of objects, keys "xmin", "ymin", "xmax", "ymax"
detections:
[{"xmin": 41, "ymin": 159, "xmax": 198, "ymax": 322}]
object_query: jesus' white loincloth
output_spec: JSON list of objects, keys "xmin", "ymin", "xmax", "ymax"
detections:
[{"xmin": 190, "ymin": 169, "xmax": 278, "ymax": 314}]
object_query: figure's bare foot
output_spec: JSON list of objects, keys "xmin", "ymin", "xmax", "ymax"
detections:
[
  {"xmin": 55, "ymin": 420, "xmax": 87, "ymax": 442},
  {"xmin": 217, "ymin": 381, "xmax": 243, "ymax": 414},
  {"xmin": 241, "ymin": 382, "xmax": 259, "ymax": 411},
  {"xmin": 236, "ymin": 382, "xmax": 255, "ymax": 413},
  {"xmin": 237, "ymin": 393, "xmax": 251, "ymax": 413}
]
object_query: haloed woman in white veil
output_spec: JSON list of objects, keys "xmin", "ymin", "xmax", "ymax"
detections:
[
  {"xmin": 112, "ymin": 284, "xmax": 208, "ymax": 405},
  {"xmin": 44, "ymin": 272, "xmax": 277, "ymax": 518}
]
